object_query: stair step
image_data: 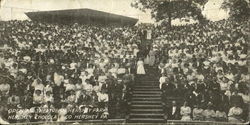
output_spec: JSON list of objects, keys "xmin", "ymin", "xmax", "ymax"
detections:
[
  {"xmin": 138, "ymin": 81, "xmax": 159, "ymax": 83},
  {"xmin": 132, "ymin": 97, "xmax": 161, "ymax": 101},
  {"xmin": 133, "ymin": 91, "xmax": 162, "ymax": 94},
  {"xmin": 137, "ymin": 81, "xmax": 159, "ymax": 83},
  {"xmin": 131, "ymin": 101, "xmax": 162, "ymax": 105},
  {"xmin": 137, "ymin": 84, "xmax": 159, "ymax": 86},
  {"xmin": 129, "ymin": 113, "xmax": 164, "ymax": 118},
  {"xmin": 134, "ymin": 86, "xmax": 159, "ymax": 88},
  {"xmin": 130, "ymin": 108, "xmax": 163, "ymax": 113},
  {"xmin": 137, "ymin": 82, "xmax": 159, "ymax": 84},
  {"xmin": 128, "ymin": 72, "xmax": 165, "ymax": 123},
  {"xmin": 128, "ymin": 118, "xmax": 165, "ymax": 123},
  {"xmin": 133, "ymin": 94, "xmax": 161, "ymax": 97},
  {"xmin": 131, "ymin": 105, "xmax": 163, "ymax": 108},
  {"xmin": 133, "ymin": 88, "xmax": 160, "ymax": 91},
  {"xmin": 130, "ymin": 113, "xmax": 164, "ymax": 117}
]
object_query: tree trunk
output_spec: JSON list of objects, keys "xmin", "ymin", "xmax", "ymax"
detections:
[
  {"xmin": 168, "ymin": 12, "xmax": 172, "ymax": 28},
  {"xmin": 167, "ymin": 1, "xmax": 172, "ymax": 29}
]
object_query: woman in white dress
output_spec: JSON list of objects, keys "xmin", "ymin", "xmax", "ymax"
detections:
[
  {"xmin": 228, "ymin": 104, "xmax": 244, "ymax": 123},
  {"xmin": 136, "ymin": 58, "xmax": 146, "ymax": 75},
  {"xmin": 0, "ymin": 82, "xmax": 10, "ymax": 96},
  {"xmin": 192, "ymin": 104, "xmax": 204, "ymax": 121},
  {"xmin": 180, "ymin": 101, "xmax": 192, "ymax": 121},
  {"xmin": 215, "ymin": 108, "xmax": 227, "ymax": 122},
  {"xmin": 148, "ymin": 49, "xmax": 156, "ymax": 66},
  {"xmin": 144, "ymin": 55, "xmax": 150, "ymax": 65},
  {"xmin": 75, "ymin": 81, "xmax": 83, "ymax": 102},
  {"xmin": 203, "ymin": 102, "xmax": 216, "ymax": 121},
  {"xmin": 159, "ymin": 73, "xmax": 167, "ymax": 89},
  {"xmin": 108, "ymin": 64, "xmax": 118, "ymax": 78}
]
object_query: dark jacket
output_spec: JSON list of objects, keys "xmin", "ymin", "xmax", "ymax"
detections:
[
  {"xmin": 162, "ymin": 82, "xmax": 176, "ymax": 97},
  {"xmin": 166, "ymin": 105, "xmax": 181, "ymax": 120}
]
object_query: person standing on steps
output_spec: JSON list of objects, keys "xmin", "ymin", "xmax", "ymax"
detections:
[
  {"xmin": 136, "ymin": 58, "xmax": 146, "ymax": 77},
  {"xmin": 159, "ymin": 73, "xmax": 167, "ymax": 89},
  {"xmin": 148, "ymin": 48, "xmax": 156, "ymax": 67}
]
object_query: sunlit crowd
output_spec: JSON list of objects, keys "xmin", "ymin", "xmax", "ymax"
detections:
[
  {"xmin": 0, "ymin": 19, "xmax": 249, "ymax": 124},
  {"xmin": 155, "ymin": 20, "xmax": 249, "ymax": 123},
  {"xmin": 0, "ymin": 20, "xmax": 139, "ymax": 123}
]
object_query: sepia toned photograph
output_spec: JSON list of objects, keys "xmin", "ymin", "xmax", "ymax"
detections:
[{"xmin": 0, "ymin": 0, "xmax": 249, "ymax": 124}]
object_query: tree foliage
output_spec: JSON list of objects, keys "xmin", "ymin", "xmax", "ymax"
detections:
[
  {"xmin": 221, "ymin": 0, "xmax": 250, "ymax": 21},
  {"xmin": 131, "ymin": 0, "xmax": 208, "ymax": 26}
]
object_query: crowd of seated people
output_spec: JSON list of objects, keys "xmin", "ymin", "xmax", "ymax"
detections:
[
  {"xmin": 156, "ymin": 19, "xmax": 249, "ymax": 123},
  {"xmin": 0, "ymin": 20, "xmax": 140, "ymax": 123},
  {"xmin": 0, "ymin": 19, "xmax": 249, "ymax": 124}
]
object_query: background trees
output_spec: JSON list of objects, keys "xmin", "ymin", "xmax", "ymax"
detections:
[
  {"xmin": 221, "ymin": 0, "xmax": 250, "ymax": 21},
  {"xmin": 131, "ymin": 0, "xmax": 208, "ymax": 27},
  {"xmin": 131, "ymin": 0, "xmax": 250, "ymax": 27}
]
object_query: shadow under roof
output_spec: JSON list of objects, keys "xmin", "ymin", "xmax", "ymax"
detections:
[{"xmin": 25, "ymin": 8, "xmax": 138, "ymax": 26}]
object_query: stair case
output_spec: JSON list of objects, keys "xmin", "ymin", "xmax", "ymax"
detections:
[{"xmin": 126, "ymin": 67, "xmax": 166, "ymax": 123}]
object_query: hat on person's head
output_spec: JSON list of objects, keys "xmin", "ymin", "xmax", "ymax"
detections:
[
  {"xmin": 204, "ymin": 62, "xmax": 210, "ymax": 69},
  {"xmin": 19, "ymin": 68, "xmax": 27, "ymax": 74},
  {"xmin": 207, "ymin": 102, "xmax": 213, "ymax": 106},
  {"xmin": 188, "ymin": 81, "xmax": 195, "ymax": 85}
]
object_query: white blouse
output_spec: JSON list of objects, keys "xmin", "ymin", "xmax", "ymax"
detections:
[{"xmin": 97, "ymin": 92, "xmax": 109, "ymax": 102}]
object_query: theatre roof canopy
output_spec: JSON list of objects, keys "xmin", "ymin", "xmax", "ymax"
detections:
[{"xmin": 25, "ymin": 8, "xmax": 138, "ymax": 26}]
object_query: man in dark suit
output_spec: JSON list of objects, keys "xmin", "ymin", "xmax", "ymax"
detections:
[
  {"xmin": 162, "ymin": 79, "xmax": 176, "ymax": 97},
  {"xmin": 166, "ymin": 101, "xmax": 180, "ymax": 120}
]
